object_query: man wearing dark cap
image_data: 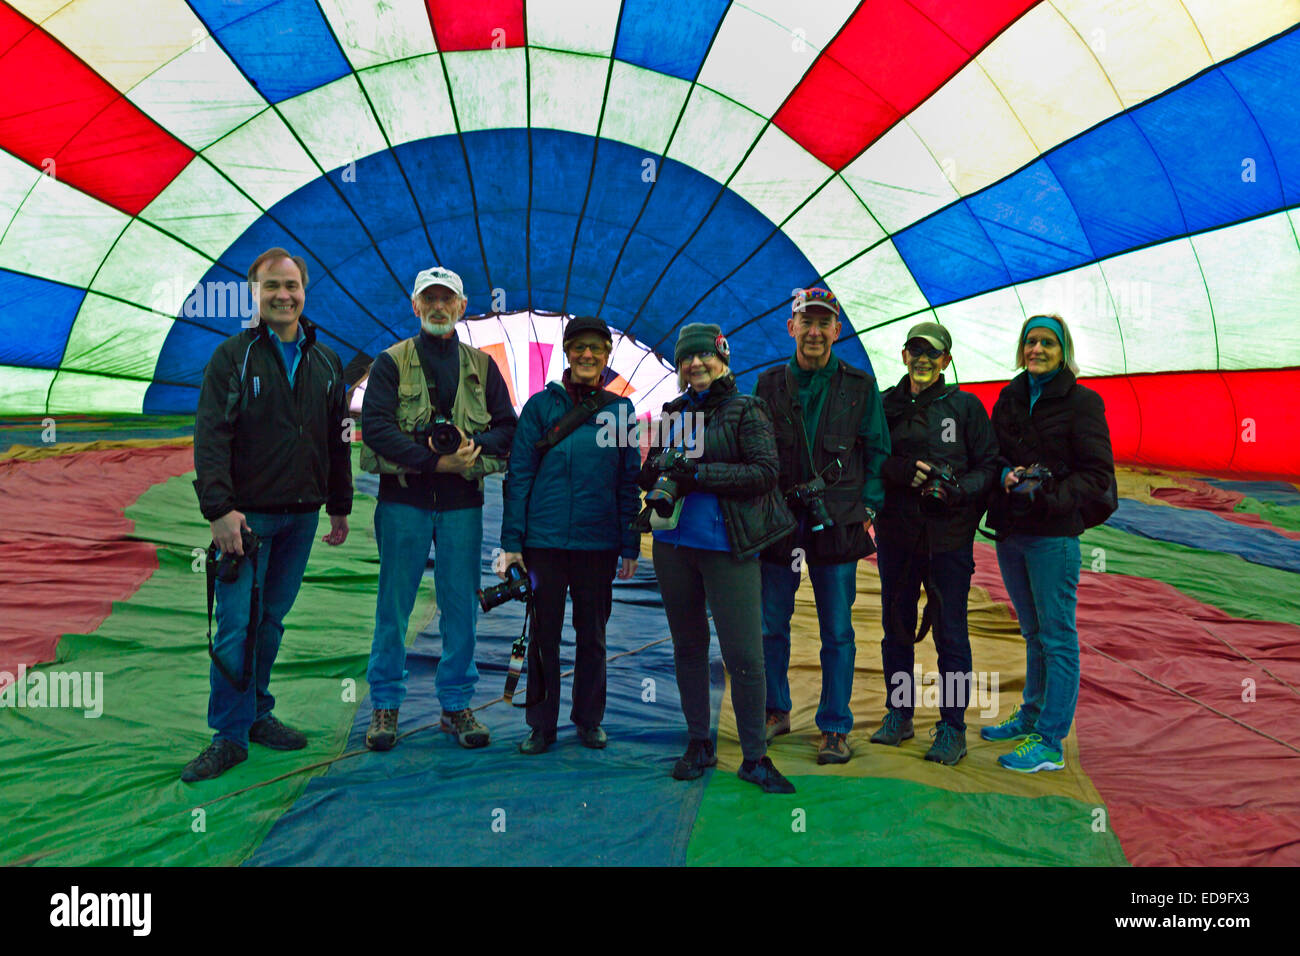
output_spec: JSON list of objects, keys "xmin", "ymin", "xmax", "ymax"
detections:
[
  {"xmin": 870, "ymin": 321, "xmax": 998, "ymax": 765},
  {"xmin": 358, "ymin": 266, "xmax": 517, "ymax": 752},
  {"xmin": 754, "ymin": 287, "xmax": 890, "ymax": 765}
]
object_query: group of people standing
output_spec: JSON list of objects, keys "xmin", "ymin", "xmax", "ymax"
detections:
[{"xmin": 185, "ymin": 247, "xmax": 1116, "ymax": 798}]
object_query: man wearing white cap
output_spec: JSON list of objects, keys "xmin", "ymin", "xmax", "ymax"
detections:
[{"xmin": 359, "ymin": 266, "xmax": 517, "ymax": 752}]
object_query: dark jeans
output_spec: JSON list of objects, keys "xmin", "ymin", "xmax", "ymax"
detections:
[
  {"xmin": 652, "ymin": 540, "xmax": 766, "ymax": 762},
  {"xmin": 523, "ymin": 547, "xmax": 618, "ymax": 735},
  {"xmin": 876, "ymin": 532, "xmax": 975, "ymax": 730}
]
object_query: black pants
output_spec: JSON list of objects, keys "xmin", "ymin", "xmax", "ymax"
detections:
[{"xmin": 522, "ymin": 547, "xmax": 618, "ymax": 736}]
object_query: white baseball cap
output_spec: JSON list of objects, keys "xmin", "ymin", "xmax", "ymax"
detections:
[{"xmin": 412, "ymin": 266, "xmax": 464, "ymax": 299}]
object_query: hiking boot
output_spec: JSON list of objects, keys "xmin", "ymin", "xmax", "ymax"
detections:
[
  {"xmin": 980, "ymin": 706, "xmax": 1033, "ymax": 742},
  {"xmin": 518, "ymin": 729, "xmax": 554, "ymax": 755},
  {"xmin": 737, "ymin": 756, "xmax": 796, "ymax": 794},
  {"xmin": 764, "ymin": 709, "xmax": 791, "ymax": 742},
  {"xmin": 365, "ymin": 709, "xmax": 398, "ymax": 751},
  {"xmin": 672, "ymin": 738, "xmax": 717, "ymax": 780},
  {"xmin": 249, "ymin": 714, "xmax": 307, "ymax": 751},
  {"xmin": 441, "ymin": 709, "xmax": 490, "ymax": 748},
  {"xmin": 997, "ymin": 734, "xmax": 1064, "ymax": 773},
  {"xmin": 924, "ymin": 722, "xmax": 967, "ymax": 766},
  {"xmin": 575, "ymin": 725, "xmax": 608, "ymax": 749},
  {"xmin": 817, "ymin": 731, "xmax": 851, "ymax": 765},
  {"xmin": 870, "ymin": 711, "xmax": 914, "ymax": 746},
  {"xmin": 180, "ymin": 740, "xmax": 247, "ymax": 783}
]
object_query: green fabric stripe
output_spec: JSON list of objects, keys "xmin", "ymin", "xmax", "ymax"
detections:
[
  {"xmin": 0, "ymin": 460, "xmax": 425, "ymax": 866},
  {"xmin": 686, "ymin": 775, "xmax": 1127, "ymax": 866},
  {"xmin": 1079, "ymin": 526, "xmax": 1300, "ymax": 628},
  {"xmin": 1234, "ymin": 497, "xmax": 1300, "ymax": 533}
]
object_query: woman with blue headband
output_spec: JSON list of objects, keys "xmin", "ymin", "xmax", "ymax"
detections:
[{"xmin": 982, "ymin": 314, "xmax": 1115, "ymax": 773}]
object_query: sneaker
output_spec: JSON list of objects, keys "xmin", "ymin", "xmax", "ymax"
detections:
[
  {"xmin": 737, "ymin": 756, "xmax": 796, "ymax": 794},
  {"xmin": 817, "ymin": 731, "xmax": 851, "ymax": 765},
  {"xmin": 980, "ymin": 706, "xmax": 1033, "ymax": 742},
  {"xmin": 249, "ymin": 714, "xmax": 307, "ymax": 751},
  {"xmin": 365, "ymin": 709, "xmax": 398, "ymax": 751},
  {"xmin": 180, "ymin": 740, "xmax": 247, "ymax": 783},
  {"xmin": 997, "ymin": 734, "xmax": 1064, "ymax": 773},
  {"xmin": 518, "ymin": 728, "xmax": 555, "ymax": 755},
  {"xmin": 924, "ymin": 722, "xmax": 967, "ymax": 766},
  {"xmin": 870, "ymin": 711, "xmax": 914, "ymax": 746},
  {"xmin": 441, "ymin": 709, "xmax": 491, "ymax": 748},
  {"xmin": 764, "ymin": 709, "xmax": 791, "ymax": 742},
  {"xmin": 575, "ymin": 725, "xmax": 608, "ymax": 749},
  {"xmin": 672, "ymin": 738, "xmax": 717, "ymax": 780}
]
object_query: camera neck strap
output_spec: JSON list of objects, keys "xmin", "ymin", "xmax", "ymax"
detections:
[
  {"xmin": 503, "ymin": 599, "xmax": 545, "ymax": 709},
  {"xmin": 205, "ymin": 543, "xmax": 261, "ymax": 693},
  {"xmin": 534, "ymin": 389, "xmax": 618, "ymax": 458}
]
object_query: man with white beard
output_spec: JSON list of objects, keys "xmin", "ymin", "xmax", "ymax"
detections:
[{"xmin": 359, "ymin": 267, "xmax": 517, "ymax": 752}]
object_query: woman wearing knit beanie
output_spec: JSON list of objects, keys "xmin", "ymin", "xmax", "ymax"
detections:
[{"xmin": 640, "ymin": 322, "xmax": 798, "ymax": 793}]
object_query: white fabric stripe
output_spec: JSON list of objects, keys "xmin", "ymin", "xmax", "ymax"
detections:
[
  {"xmin": 696, "ymin": 0, "xmax": 858, "ymax": 117},
  {"xmin": 781, "ymin": 175, "xmax": 885, "ymax": 277},
  {"xmin": 599, "ymin": 61, "xmax": 691, "ymax": 157},
  {"xmin": 728, "ymin": 124, "xmax": 833, "ymax": 227},
  {"xmin": 88, "ymin": 218, "xmax": 212, "ymax": 312},
  {"xmin": 317, "ymin": 0, "xmax": 437, "ymax": 70},
  {"xmin": 0, "ymin": 169, "xmax": 128, "ymax": 287},
  {"xmin": 665, "ymin": 86, "xmax": 766, "ymax": 187},
  {"xmin": 61, "ymin": 293, "xmax": 174, "ymax": 379},
  {"xmin": 527, "ymin": 0, "xmax": 621, "ymax": 56},
  {"xmin": 824, "ymin": 241, "xmax": 932, "ymax": 344},
  {"xmin": 279, "ymin": 75, "xmax": 390, "ymax": 175},
  {"xmin": 444, "ymin": 49, "xmax": 528, "ymax": 133},
  {"xmin": 932, "ymin": 287, "xmax": 1029, "ymax": 383},
  {"xmin": 357, "ymin": 55, "xmax": 459, "ymax": 148},
  {"xmin": 840, "ymin": 123, "xmax": 961, "ymax": 235},
  {"xmin": 1181, "ymin": 0, "xmax": 1300, "ymax": 63},
  {"xmin": 530, "ymin": 48, "xmax": 606, "ymax": 139},
  {"xmin": 0, "ymin": 148, "xmax": 43, "ymax": 238},
  {"xmin": 48, "ymin": 369, "xmax": 149, "ymax": 414},
  {"xmin": 0, "ymin": 366, "xmax": 57, "ymax": 414},
  {"xmin": 201, "ymin": 109, "xmax": 321, "ymax": 211},
  {"xmin": 139, "ymin": 156, "xmax": 264, "ymax": 260}
]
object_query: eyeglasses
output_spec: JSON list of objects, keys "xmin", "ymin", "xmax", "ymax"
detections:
[
  {"xmin": 567, "ymin": 342, "xmax": 609, "ymax": 356},
  {"xmin": 1023, "ymin": 335, "xmax": 1060, "ymax": 349},
  {"xmin": 680, "ymin": 350, "xmax": 717, "ymax": 365},
  {"xmin": 906, "ymin": 341, "xmax": 945, "ymax": 360}
]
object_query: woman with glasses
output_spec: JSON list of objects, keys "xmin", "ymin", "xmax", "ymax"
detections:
[
  {"xmin": 643, "ymin": 323, "xmax": 798, "ymax": 793},
  {"xmin": 499, "ymin": 317, "xmax": 642, "ymax": 754},
  {"xmin": 982, "ymin": 314, "xmax": 1115, "ymax": 773}
]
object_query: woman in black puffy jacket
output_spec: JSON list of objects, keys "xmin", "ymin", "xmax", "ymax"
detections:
[
  {"xmin": 982, "ymin": 314, "xmax": 1115, "ymax": 775},
  {"xmin": 641, "ymin": 323, "xmax": 797, "ymax": 793}
]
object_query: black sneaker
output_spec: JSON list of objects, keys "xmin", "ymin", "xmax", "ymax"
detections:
[
  {"xmin": 518, "ymin": 729, "xmax": 555, "ymax": 755},
  {"xmin": 672, "ymin": 738, "xmax": 717, "ymax": 780},
  {"xmin": 924, "ymin": 722, "xmax": 968, "ymax": 766},
  {"xmin": 870, "ymin": 710, "xmax": 915, "ymax": 746},
  {"xmin": 575, "ymin": 725, "xmax": 608, "ymax": 749},
  {"xmin": 249, "ymin": 714, "xmax": 307, "ymax": 750},
  {"xmin": 738, "ymin": 756, "xmax": 796, "ymax": 794},
  {"xmin": 365, "ymin": 709, "xmax": 399, "ymax": 751},
  {"xmin": 181, "ymin": 740, "xmax": 247, "ymax": 783}
]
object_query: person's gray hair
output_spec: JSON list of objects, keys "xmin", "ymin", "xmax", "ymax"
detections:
[{"xmin": 1014, "ymin": 313, "xmax": 1079, "ymax": 375}]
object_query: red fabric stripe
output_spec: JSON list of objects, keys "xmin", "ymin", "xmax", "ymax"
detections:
[
  {"xmin": 959, "ymin": 369, "xmax": 1300, "ymax": 481},
  {"xmin": 425, "ymin": 0, "xmax": 525, "ymax": 52},
  {"xmin": 971, "ymin": 542, "xmax": 1300, "ymax": 866},
  {"xmin": 773, "ymin": 0, "xmax": 1037, "ymax": 170},
  {"xmin": 1151, "ymin": 484, "xmax": 1300, "ymax": 540},
  {"xmin": 0, "ymin": 4, "xmax": 193, "ymax": 216},
  {"xmin": 0, "ymin": 446, "xmax": 195, "ymax": 678}
]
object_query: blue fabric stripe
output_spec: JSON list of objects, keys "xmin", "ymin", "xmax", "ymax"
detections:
[
  {"xmin": 0, "ymin": 269, "xmax": 85, "ymax": 369},
  {"xmin": 1108, "ymin": 498, "xmax": 1300, "ymax": 573},
  {"xmin": 613, "ymin": 0, "xmax": 730, "ymax": 81}
]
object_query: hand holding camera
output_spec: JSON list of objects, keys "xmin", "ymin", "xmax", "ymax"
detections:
[
  {"xmin": 917, "ymin": 461, "xmax": 962, "ymax": 513},
  {"xmin": 210, "ymin": 510, "xmax": 251, "ymax": 556}
]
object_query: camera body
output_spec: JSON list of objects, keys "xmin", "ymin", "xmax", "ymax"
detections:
[
  {"xmin": 478, "ymin": 563, "xmax": 533, "ymax": 613},
  {"xmin": 1010, "ymin": 463, "xmax": 1054, "ymax": 510},
  {"xmin": 788, "ymin": 476, "xmax": 835, "ymax": 532},
  {"xmin": 212, "ymin": 528, "xmax": 261, "ymax": 583},
  {"xmin": 414, "ymin": 416, "xmax": 463, "ymax": 455},
  {"xmin": 918, "ymin": 462, "xmax": 961, "ymax": 514},
  {"xmin": 645, "ymin": 447, "xmax": 690, "ymax": 517}
]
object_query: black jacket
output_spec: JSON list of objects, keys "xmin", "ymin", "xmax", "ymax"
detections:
[
  {"xmin": 194, "ymin": 318, "xmax": 352, "ymax": 521},
  {"xmin": 639, "ymin": 376, "xmax": 796, "ymax": 561},
  {"xmin": 986, "ymin": 368, "xmax": 1115, "ymax": 538},
  {"xmin": 878, "ymin": 374, "xmax": 999, "ymax": 553}
]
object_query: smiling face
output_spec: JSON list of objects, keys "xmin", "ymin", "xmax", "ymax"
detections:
[
  {"xmin": 412, "ymin": 283, "xmax": 466, "ymax": 336},
  {"xmin": 902, "ymin": 339, "xmax": 951, "ymax": 394},
  {"xmin": 1022, "ymin": 326, "xmax": 1064, "ymax": 375},
  {"xmin": 255, "ymin": 257, "xmax": 305, "ymax": 340},
  {"xmin": 680, "ymin": 351, "xmax": 727, "ymax": 392},
  {"xmin": 788, "ymin": 305, "xmax": 840, "ymax": 370},
  {"xmin": 566, "ymin": 335, "xmax": 610, "ymax": 387}
]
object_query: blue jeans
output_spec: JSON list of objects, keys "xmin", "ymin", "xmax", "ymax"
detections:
[
  {"xmin": 367, "ymin": 500, "xmax": 482, "ymax": 712},
  {"xmin": 876, "ymin": 534, "xmax": 975, "ymax": 730},
  {"xmin": 760, "ymin": 560, "xmax": 858, "ymax": 734},
  {"xmin": 209, "ymin": 510, "xmax": 319, "ymax": 747},
  {"xmin": 995, "ymin": 534, "xmax": 1081, "ymax": 751}
]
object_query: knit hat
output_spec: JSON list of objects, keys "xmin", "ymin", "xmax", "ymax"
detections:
[
  {"xmin": 674, "ymin": 323, "xmax": 730, "ymax": 366},
  {"xmin": 905, "ymin": 321, "xmax": 951, "ymax": 353},
  {"xmin": 562, "ymin": 315, "xmax": 612, "ymax": 346}
]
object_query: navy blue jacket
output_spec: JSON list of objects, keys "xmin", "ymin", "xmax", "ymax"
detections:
[{"xmin": 500, "ymin": 382, "xmax": 641, "ymax": 559}]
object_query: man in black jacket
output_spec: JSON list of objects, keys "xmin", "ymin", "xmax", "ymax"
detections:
[
  {"xmin": 869, "ymin": 322, "xmax": 998, "ymax": 766},
  {"xmin": 186, "ymin": 247, "xmax": 353, "ymax": 782},
  {"xmin": 359, "ymin": 266, "xmax": 516, "ymax": 752},
  {"xmin": 754, "ymin": 287, "xmax": 890, "ymax": 765}
]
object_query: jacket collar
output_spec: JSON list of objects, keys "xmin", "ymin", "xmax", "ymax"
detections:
[
  {"xmin": 1010, "ymin": 365, "xmax": 1076, "ymax": 404},
  {"xmin": 884, "ymin": 373, "xmax": 949, "ymax": 411},
  {"xmin": 668, "ymin": 372, "xmax": 737, "ymax": 412},
  {"xmin": 251, "ymin": 315, "xmax": 317, "ymax": 350}
]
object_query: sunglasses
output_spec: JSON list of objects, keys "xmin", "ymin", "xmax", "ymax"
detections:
[{"xmin": 906, "ymin": 341, "xmax": 945, "ymax": 360}]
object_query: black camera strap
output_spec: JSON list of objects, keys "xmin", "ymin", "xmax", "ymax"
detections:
[
  {"xmin": 534, "ymin": 389, "xmax": 619, "ymax": 458},
  {"xmin": 205, "ymin": 543, "xmax": 261, "ymax": 693},
  {"xmin": 503, "ymin": 599, "xmax": 545, "ymax": 708}
]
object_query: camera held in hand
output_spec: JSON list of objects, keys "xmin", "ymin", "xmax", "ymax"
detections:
[
  {"xmin": 1010, "ymin": 463, "xmax": 1054, "ymax": 510},
  {"xmin": 918, "ymin": 463, "xmax": 961, "ymax": 514},
  {"xmin": 414, "ymin": 416, "xmax": 463, "ymax": 455},
  {"xmin": 212, "ymin": 528, "xmax": 261, "ymax": 583},
  {"xmin": 478, "ymin": 563, "xmax": 534, "ymax": 613},
  {"xmin": 644, "ymin": 447, "xmax": 691, "ymax": 518},
  {"xmin": 788, "ymin": 476, "xmax": 835, "ymax": 532}
]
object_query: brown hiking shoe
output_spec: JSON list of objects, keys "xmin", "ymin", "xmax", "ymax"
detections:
[
  {"xmin": 365, "ymin": 708, "xmax": 398, "ymax": 751},
  {"xmin": 440, "ymin": 709, "xmax": 490, "ymax": 748},
  {"xmin": 817, "ymin": 731, "xmax": 851, "ymax": 765},
  {"xmin": 764, "ymin": 710, "xmax": 791, "ymax": 742}
]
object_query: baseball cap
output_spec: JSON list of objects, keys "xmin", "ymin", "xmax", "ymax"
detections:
[
  {"xmin": 563, "ymin": 315, "xmax": 613, "ymax": 346},
  {"xmin": 793, "ymin": 287, "xmax": 840, "ymax": 317},
  {"xmin": 905, "ymin": 321, "xmax": 952, "ymax": 353},
  {"xmin": 412, "ymin": 266, "xmax": 464, "ymax": 299}
]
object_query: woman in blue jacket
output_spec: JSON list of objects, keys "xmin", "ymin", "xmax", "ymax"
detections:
[{"xmin": 498, "ymin": 317, "xmax": 642, "ymax": 754}]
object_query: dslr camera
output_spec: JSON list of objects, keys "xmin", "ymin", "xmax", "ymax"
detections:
[
  {"xmin": 788, "ymin": 476, "xmax": 835, "ymax": 532},
  {"xmin": 1009, "ymin": 463, "xmax": 1054, "ymax": 510},
  {"xmin": 414, "ymin": 416, "xmax": 463, "ymax": 455},
  {"xmin": 211, "ymin": 527, "xmax": 261, "ymax": 583},
  {"xmin": 644, "ymin": 447, "xmax": 692, "ymax": 518},
  {"xmin": 918, "ymin": 463, "xmax": 962, "ymax": 514},
  {"xmin": 478, "ymin": 564, "xmax": 533, "ymax": 613}
]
